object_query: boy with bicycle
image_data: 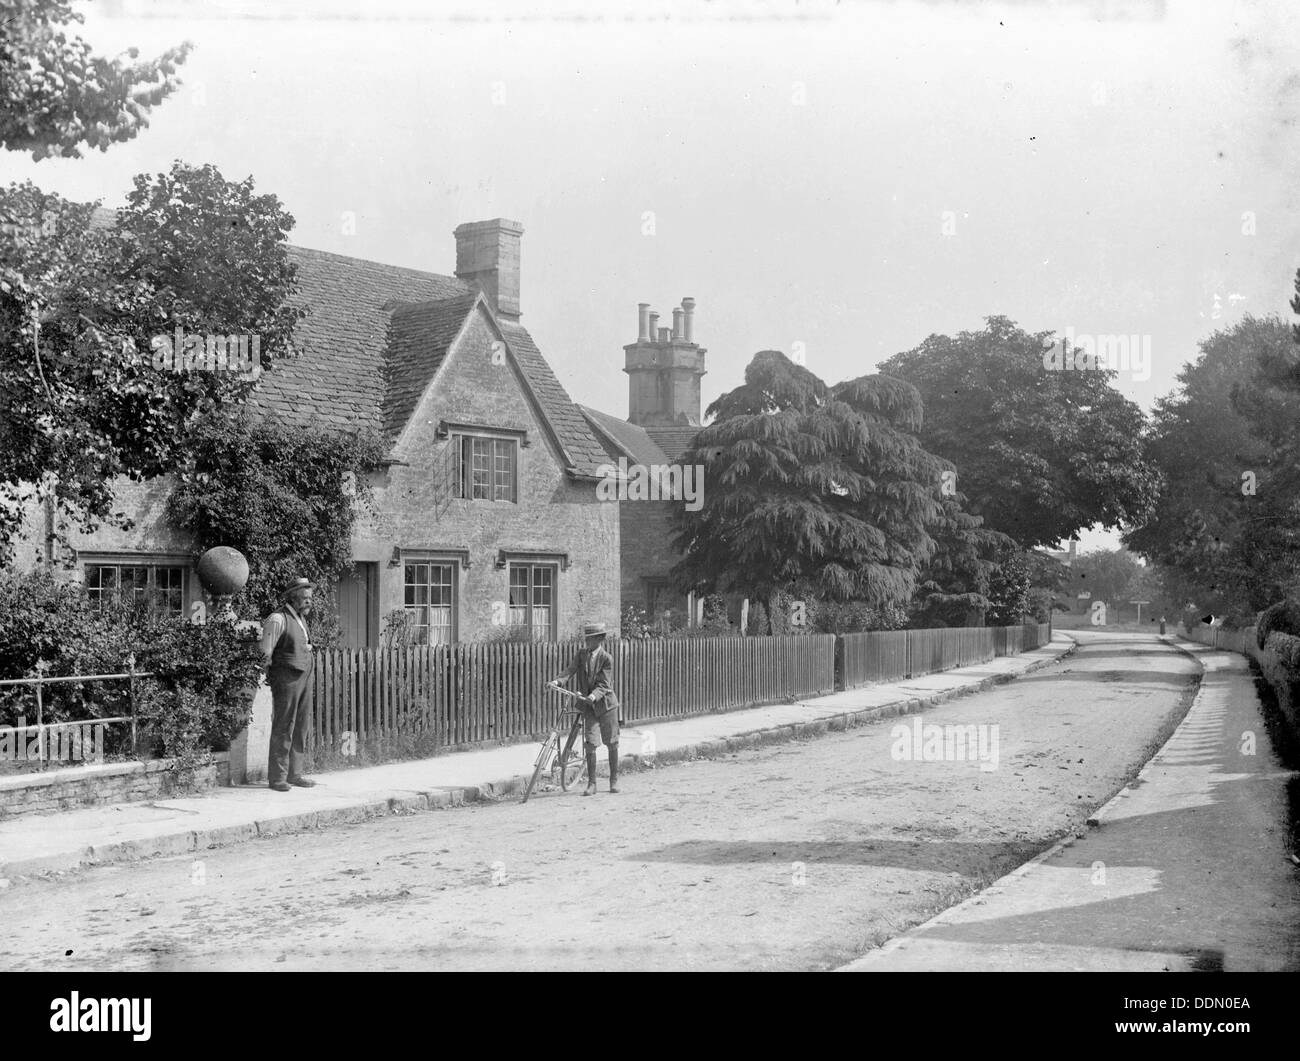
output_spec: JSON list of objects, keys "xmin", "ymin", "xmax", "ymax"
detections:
[{"xmin": 548, "ymin": 621, "xmax": 620, "ymax": 795}]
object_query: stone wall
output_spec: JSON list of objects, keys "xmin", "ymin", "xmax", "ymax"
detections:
[{"xmin": 0, "ymin": 755, "xmax": 229, "ymax": 820}]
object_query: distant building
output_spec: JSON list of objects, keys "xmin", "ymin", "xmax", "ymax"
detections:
[{"xmin": 580, "ymin": 299, "xmax": 708, "ymax": 620}]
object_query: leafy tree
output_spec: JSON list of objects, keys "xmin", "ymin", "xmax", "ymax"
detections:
[
  {"xmin": 1066, "ymin": 547, "xmax": 1142, "ymax": 612},
  {"xmin": 0, "ymin": 0, "xmax": 191, "ymax": 160},
  {"xmin": 878, "ymin": 315, "xmax": 1159, "ymax": 548},
  {"xmin": 668, "ymin": 350, "xmax": 953, "ymax": 630},
  {"xmin": 0, "ymin": 163, "xmax": 306, "ymax": 560},
  {"xmin": 1124, "ymin": 316, "xmax": 1300, "ymax": 616}
]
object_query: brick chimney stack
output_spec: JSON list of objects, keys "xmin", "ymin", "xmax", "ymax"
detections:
[
  {"xmin": 624, "ymin": 298, "xmax": 707, "ymax": 427},
  {"xmin": 453, "ymin": 218, "xmax": 523, "ymax": 322}
]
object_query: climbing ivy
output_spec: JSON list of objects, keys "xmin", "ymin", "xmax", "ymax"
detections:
[{"xmin": 168, "ymin": 413, "xmax": 385, "ymax": 637}]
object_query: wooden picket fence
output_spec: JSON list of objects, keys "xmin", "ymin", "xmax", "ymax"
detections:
[
  {"xmin": 307, "ymin": 634, "xmax": 837, "ymax": 759},
  {"xmin": 308, "ymin": 624, "xmax": 1051, "ymax": 760},
  {"xmin": 836, "ymin": 622, "xmax": 1051, "ymax": 690}
]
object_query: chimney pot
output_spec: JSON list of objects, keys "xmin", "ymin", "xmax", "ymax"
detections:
[
  {"xmin": 658, "ymin": 326, "xmax": 671, "ymax": 342},
  {"xmin": 672, "ymin": 307, "xmax": 685, "ymax": 340},
  {"xmin": 648, "ymin": 310, "xmax": 660, "ymax": 341},
  {"xmin": 637, "ymin": 303, "xmax": 650, "ymax": 341},
  {"xmin": 681, "ymin": 297, "xmax": 696, "ymax": 342}
]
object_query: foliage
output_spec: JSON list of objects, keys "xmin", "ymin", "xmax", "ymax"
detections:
[
  {"xmin": 1066, "ymin": 548, "xmax": 1143, "ymax": 609},
  {"xmin": 879, "ymin": 315, "xmax": 1159, "ymax": 549},
  {"xmin": 911, "ymin": 499, "xmax": 1013, "ymax": 626},
  {"xmin": 382, "ymin": 608, "xmax": 415, "ymax": 648},
  {"xmin": 669, "ymin": 350, "xmax": 952, "ymax": 630},
  {"xmin": 1124, "ymin": 316, "xmax": 1300, "ymax": 615},
  {"xmin": 1026, "ymin": 588, "xmax": 1063, "ymax": 622},
  {"xmin": 0, "ymin": 0, "xmax": 192, "ymax": 160},
  {"xmin": 808, "ymin": 599, "xmax": 908, "ymax": 634},
  {"xmin": 1256, "ymin": 599, "xmax": 1300, "ymax": 650},
  {"xmin": 0, "ymin": 163, "xmax": 306, "ymax": 560},
  {"xmin": 619, "ymin": 601, "xmax": 657, "ymax": 639},
  {"xmin": 0, "ymin": 567, "xmax": 259, "ymax": 777},
  {"xmin": 167, "ymin": 412, "xmax": 384, "ymax": 629},
  {"xmin": 985, "ymin": 549, "xmax": 1032, "ymax": 625}
]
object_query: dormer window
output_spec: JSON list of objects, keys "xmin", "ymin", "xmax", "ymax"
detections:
[{"xmin": 453, "ymin": 432, "xmax": 518, "ymax": 502}]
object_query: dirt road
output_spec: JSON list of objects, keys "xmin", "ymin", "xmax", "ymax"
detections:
[{"xmin": 0, "ymin": 633, "xmax": 1204, "ymax": 971}]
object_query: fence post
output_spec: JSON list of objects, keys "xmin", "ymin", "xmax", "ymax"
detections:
[
  {"xmin": 35, "ymin": 674, "xmax": 44, "ymax": 771},
  {"xmin": 833, "ymin": 635, "xmax": 845, "ymax": 691},
  {"xmin": 127, "ymin": 652, "xmax": 138, "ymax": 759}
]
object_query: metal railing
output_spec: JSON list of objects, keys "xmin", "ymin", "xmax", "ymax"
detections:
[{"xmin": 0, "ymin": 657, "xmax": 154, "ymax": 770}]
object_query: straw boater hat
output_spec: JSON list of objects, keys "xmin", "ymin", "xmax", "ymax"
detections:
[
  {"xmin": 582, "ymin": 622, "xmax": 607, "ymax": 640},
  {"xmin": 280, "ymin": 577, "xmax": 315, "ymax": 601}
]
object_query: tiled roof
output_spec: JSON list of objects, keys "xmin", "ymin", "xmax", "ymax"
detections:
[
  {"xmin": 643, "ymin": 425, "xmax": 703, "ymax": 461},
  {"xmin": 383, "ymin": 293, "xmax": 481, "ymax": 440},
  {"xmin": 498, "ymin": 323, "xmax": 611, "ymax": 479},
  {"xmin": 577, "ymin": 405, "xmax": 671, "ymax": 467},
  {"xmin": 248, "ymin": 245, "xmax": 475, "ymax": 433}
]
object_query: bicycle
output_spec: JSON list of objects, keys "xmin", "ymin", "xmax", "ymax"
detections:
[{"xmin": 520, "ymin": 682, "xmax": 590, "ymax": 803}]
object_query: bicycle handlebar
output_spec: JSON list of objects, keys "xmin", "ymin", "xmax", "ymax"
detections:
[{"xmin": 547, "ymin": 683, "xmax": 586, "ymax": 702}]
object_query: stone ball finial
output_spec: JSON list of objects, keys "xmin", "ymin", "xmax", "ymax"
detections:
[{"xmin": 196, "ymin": 546, "xmax": 250, "ymax": 598}]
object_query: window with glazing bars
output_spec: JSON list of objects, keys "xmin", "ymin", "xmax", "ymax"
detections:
[
  {"xmin": 508, "ymin": 564, "xmax": 555, "ymax": 641},
  {"xmin": 403, "ymin": 561, "xmax": 456, "ymax": 644},
  {"xmin": 84, "ymin": 563, "xmax": 186, "ymax": 616},
  {"xmin": 454, "ymin": 435, "xmax": 517, "ymax": 502}
]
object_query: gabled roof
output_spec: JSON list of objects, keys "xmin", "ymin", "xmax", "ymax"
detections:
[
  {"xmin": 498, "ymin": 323, "xmax": 611, "ymax": 479},
  {"xmin": 577, "ymin": 405, "xmax": 671, "ymax": 467},
  {"xmin": 383, "ymin": 292, "xmax": 481, "ymax": 440}
]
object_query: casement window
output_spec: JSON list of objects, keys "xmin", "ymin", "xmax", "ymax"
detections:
[
  {"xmin": 454, "ymin": 433, "xmax": 518, "ymax": 502},
  {"xmin": 403, "ymin": 560, "xmax": 458, "ymax": 645},
  {"xmin": 508, "ymin": 563, "xmax": 556, "ymax": 641},
  {"xmin": 84, "ymin": 562, "xmax": 187, "ymax": 617}
]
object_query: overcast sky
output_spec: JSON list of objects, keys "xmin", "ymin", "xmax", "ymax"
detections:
[{"xmin": 5, "ymin": 0, "xmax": 1299, "ymax": 551}]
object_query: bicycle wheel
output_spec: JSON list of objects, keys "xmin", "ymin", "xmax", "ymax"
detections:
[
  {"xmin": 521, "ymin": 733, "xmax": 556, "ymax": 804},
  {"xmin": 558, "ymin": 723, "xmax": 586, "ymax": 790}
]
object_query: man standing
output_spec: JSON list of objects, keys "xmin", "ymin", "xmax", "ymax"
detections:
[
  {"xmin": 258, "ymin": 577, "xmax": 318, "ymax": 792},
  {"xmin": 549, "ymin": 622, "xmax": 620, "ymax": 795}
]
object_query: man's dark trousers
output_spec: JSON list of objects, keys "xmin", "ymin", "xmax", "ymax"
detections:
[{"xmin": 268, "ymin": 658, "xmax": 313, "ymax": 785}]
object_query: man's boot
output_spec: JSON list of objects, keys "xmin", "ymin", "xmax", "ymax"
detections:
[
  {"xmin": 608, "ymin": 742, "xmax": 620, "ymax": 793},
  {"xmin": 583, "ymin": 749, "xmax": 598, "ymax": 796}
]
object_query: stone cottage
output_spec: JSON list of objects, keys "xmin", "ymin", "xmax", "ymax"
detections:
[{"xmin": 12, "ymin": 217, "xmax": 621, "ymax": 645}]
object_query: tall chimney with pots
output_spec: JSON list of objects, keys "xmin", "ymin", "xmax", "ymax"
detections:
[
  {"xmin": 453, "ymin": 218, "xmax": 524, "ymax": 322},
  {"xmin": 624, "ymin": 297, "xmax": 707, "ymax": 427}
]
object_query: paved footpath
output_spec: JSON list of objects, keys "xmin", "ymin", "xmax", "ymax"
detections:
[
  {"xmin": 0, "ymin": 636, "xmax": 1073, "ymax": 880},
  {"xmin": 839, "ymin": 637, "xmax": 1300, "ymax": 972}
]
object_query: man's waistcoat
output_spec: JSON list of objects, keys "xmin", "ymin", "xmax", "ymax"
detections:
[{"xmin": 269, "ymin": 608, "xmax": 312, "ymax": 674}]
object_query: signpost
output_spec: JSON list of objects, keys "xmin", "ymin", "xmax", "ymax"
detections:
[{"xmin": 1129, "ymin": 600, "xmax": 1151, "ymax": 625}]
